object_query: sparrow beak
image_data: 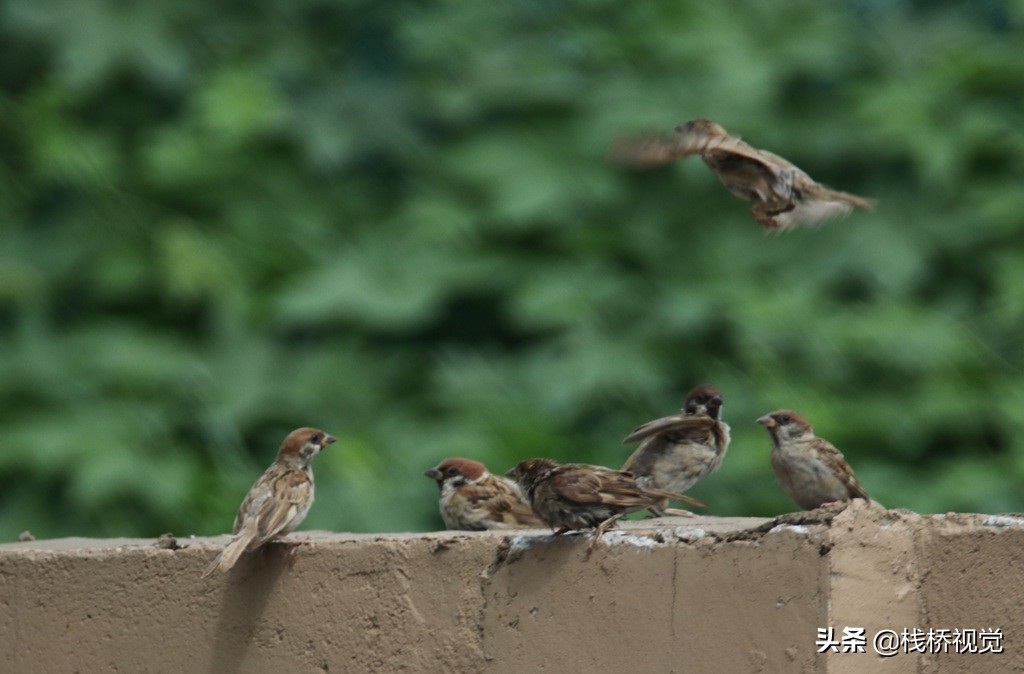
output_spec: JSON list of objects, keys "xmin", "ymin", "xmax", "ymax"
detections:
[
  {"xmin": 711, "ymin": 396, "xmax": 723, "ymax": 407},
  {"xmin": 324, "ymin": 435, "xmax": 337, "ymax": 445},
  {"xmin": 424, "ymin": 468, "xmax": 442, "ymax": 480},
  {"xmin": 504, "ymin": 468, "xmax": 515, "ymax": 479},
  {"xmin": 756, "ymin": 415, "xmax": 776, "ymax": 429}
]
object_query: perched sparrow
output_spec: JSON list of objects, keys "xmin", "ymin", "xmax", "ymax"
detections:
[
  {"xmin": 506, "ymin": 458, "xmax": 706, "ymax": 544},
  {"xmin": 756, "ymin": 410, "xmax": 868, "ymax": 510},
  {"xmin": 611, "ymin": 118, "xmax": 876, "ymax": 230},
  {"xmin": 425, "ymin": 457, "xmax": 543, "ymax": 530},
  {"xmin": 202, "ymin": 427, "xmax": 335, "ymax": 578},
  {"xmin": 622, "ymin": 384, "xmax": 731, "ymax": 515}
]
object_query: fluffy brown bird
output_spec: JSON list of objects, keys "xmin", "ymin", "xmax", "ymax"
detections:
[
  {"xmin": 425, "ymin": 457, "xmax": 543, "ymax": 530},
  {"xmin": 506, "ymin": 458, "xmax": 706, "ymax": 544},
  {"xmin": 202, "ymin": 427, "xmax": 335, "ymax": 578},
  {"xmin": 611, "ymin": 118, "xmax": 876, "ymax": 230},
  {"xmin": 756, "ymin": 410, "xmax": 868, "ymax": 510},
  {"xmin": 622, "ymin": 384, "xmax": 731, "ymax": 516}
]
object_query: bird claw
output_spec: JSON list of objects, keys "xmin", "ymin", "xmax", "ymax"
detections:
[
  {"xmin": 584, "ymin": 515, "xmax": 625, "ymax": 556},
  {"xmin": 584, "ymin": 532, "xmax": 605, "ymax": 558},
  {"xmin": 279, "ymin": 536, "xmax": 310, "ymax": 566}
]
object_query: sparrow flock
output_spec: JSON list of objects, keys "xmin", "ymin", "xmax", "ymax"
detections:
[
  {"xmin": 427, "ymin": 387, "xmax": 870, "ymax": 543},
  {"xmin": 203, "ymin": 119, "xmax": 877, "ymax": 573},
  {"xmin": 204, "ymin": 389, "xmax": 871, "ymax": 573}
]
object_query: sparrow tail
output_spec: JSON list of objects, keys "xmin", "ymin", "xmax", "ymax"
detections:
[
  {"xmin": 820, "ymin": 188, "xmax": 877, "ymax": 211},
  {"xmin": 200, "ymin": 534, "xmax": 251, "ymax": 579},
  {"xmin": 645, "ymin": 488, "xmax": 706, "ymax": 509}
]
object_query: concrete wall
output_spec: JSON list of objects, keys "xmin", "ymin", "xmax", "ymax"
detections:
[{"xmin": 1, "ymin": 502, "xmax": 1022, "ymax": 673}]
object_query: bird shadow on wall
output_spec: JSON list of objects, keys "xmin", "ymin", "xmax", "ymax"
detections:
[{"xmin": 206, "ymin": 545, "xmax": 289, "ymax": 674}]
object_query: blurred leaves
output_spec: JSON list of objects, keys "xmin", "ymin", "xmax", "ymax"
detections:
[{"xmin": 1, "ymin": 0, "xmax": 1023, "ymax": 540}]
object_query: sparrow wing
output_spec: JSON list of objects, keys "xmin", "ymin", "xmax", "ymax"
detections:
[
  {"xmin": 609, "ymin": 134, "xmax": 695, "ymax": 167},
  {"xmin": 232, "ymin": 490, "xmax": 255, "ymax": 535},
  {"xmin": 252, "ymin": 470, "xmax": 314, "ymax": 543},
  {"xmin": 682, "ymin": 124, "xmax": 804, "ymax": 174},
  {"xmin": 547, "ymin": 464, "xmax": 691, "ymax": 508},
  {"xmin": 459, "ymin": 476, "xmax": 543, "ymax": 527},
  {"xmin": 622, "ymin": 414, "xmax": 725, "ymax": 478},
  {"xmin": 590, "ymin": 467, "xmax": 708, "ymax": 509},
  {"xmin": 232, "ymin": 469, "xmax": 276, "ymax": 535},
  {"xmin": 547, "ymin": 465, "xmax": 627, "ymax": 505},
  {"xmin": 812, "ymin": 438, "xmax": 869, "ymax": 500},
  {"xmin": 622, "ymin": 413, "xmax": 715, "ymax": 445}
]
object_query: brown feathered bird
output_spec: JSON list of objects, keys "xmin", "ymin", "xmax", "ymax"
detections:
[
  {"xmin": 425, "ymin": 457, "xmax": 543, "ymax": 530},
  {"xmin": 622, "ymin": 384, "xmax": 731, "ymax": 516},
  {"xmin": 202, "ymin": 427, "xmax": 335, "ymax": 578},
  {"xmin": 506, "ymin": 458, "xmax": 706, "ymax": 545},
  {"xmin": 611, "ymin": 118, "xmax": 876, "ymax": 231},
  {"xmin": 756, "ymin": 410, "xmax": 869, "ymax": 510}
]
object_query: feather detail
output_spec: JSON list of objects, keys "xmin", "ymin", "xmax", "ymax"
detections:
[
  {"xmin": 508, "ymin": 459, "xmax": 709, "ymax": 534},
  {"xmin": 622, "ymin": 414, "xmax": 716, "ymax": 445},
  {"xmin": 429, "ymin": 459, "xmax": 542, "ymax": 530}
]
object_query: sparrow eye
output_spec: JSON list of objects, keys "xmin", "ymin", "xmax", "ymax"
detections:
[
  {"xmin": 777, "ymin": 415, "xmax": 790, "ymax": 424},
  {"xmin": 445, "ymin": 466, "xmax": 458, "ymax": 476},
  {"xmin": 309, "ymin": 433, "xmax": 321, "ymax": 444}
]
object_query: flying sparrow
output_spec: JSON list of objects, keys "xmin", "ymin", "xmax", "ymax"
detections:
[
  {"xmin": 756, "ymin": 410, "xmax": 869, "ymax": 510},
  {"xmin": 425, "ymin": 457, "xmax": 543, "ymax": 530},
  {"xmin": 506, "ymin": 458, "xmax": 706, "ymax": 546},
  {"xmin": 622, "ymin": 384, "xmax": 731, "ymax": 516},
  {"xmin": 202, "ymin": 427, "xmax": 335, "ymax": 578},
  {"xmin": 611, "ymin": 118, "xmax": 876, "ymax": 230}
]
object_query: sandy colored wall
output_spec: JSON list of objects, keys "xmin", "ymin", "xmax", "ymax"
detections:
[{"xmin": 1, "ymin": 502, "xmax": 1022, "ymax": 673}]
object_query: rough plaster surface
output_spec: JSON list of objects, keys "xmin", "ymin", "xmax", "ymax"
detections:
[{"xmin": 1, "ymin": 503, "xmax": 1022, "ymax": 673}]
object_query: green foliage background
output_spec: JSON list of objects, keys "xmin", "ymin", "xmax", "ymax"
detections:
[{"xmin": 1, "ymin": 1, "xmax": 1023, "ymax": 539}]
